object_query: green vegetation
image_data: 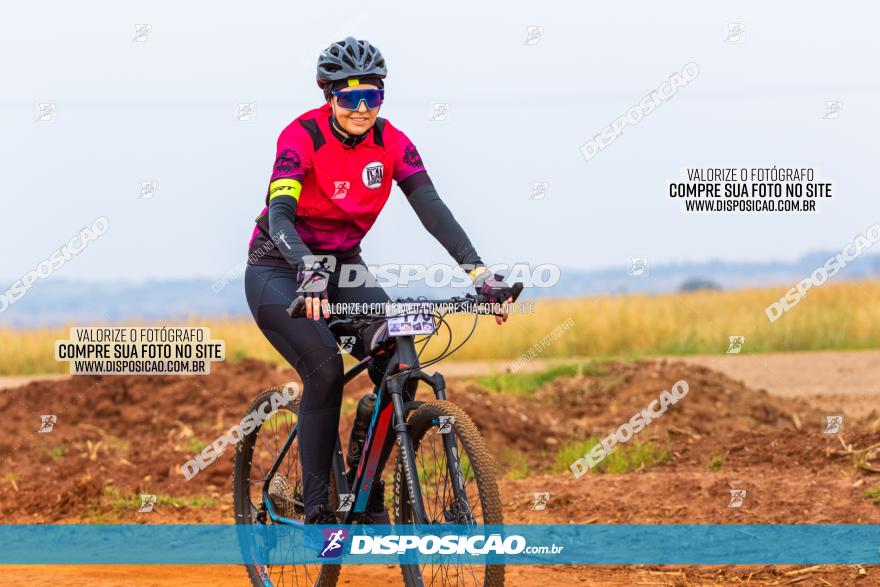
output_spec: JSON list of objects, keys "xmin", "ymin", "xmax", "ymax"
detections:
[
  {"xmin": 553, "ymin": 438, "xmax": 670, "ymax": 474},
  {"xmin": 477, "ymin": 360, "xmax": 610, "ymax": 397},
  {"xmin": 553, "ymin": 439, "xmax": 599, "ymax": 474},
  {"xmin": 103, "ymin": 486, "xmax": 219, "ymax": 512},
  {"xmin": 497, "ymin": 447, "xmax": 531, "ymax": 480},
  {"xmin": 170, "ymin": 495, "xmax": 220, "ymax": 508},
  {"xmin": 863, "ymin": 488, "xmax": 880, "ymax": 505},
  {"xmin": 48, "ymin": 445, "xmax": 67, "ymax": 462},
  {"xmin": 707, "ymin": 455, "xmax": 725, "ymax": 471},
  {"xmin": 183, "ymin": 436, "xmax": 207, "ymax": 453}
]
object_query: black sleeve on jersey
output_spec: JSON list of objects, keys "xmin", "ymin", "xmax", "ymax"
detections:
[
  {"xmin": 399, "ymin": 171, "xmax": 484, "ymax": 269},
  {"xmin": 267, "ymin": 196, "xmax": 313, "ymax": 272}
]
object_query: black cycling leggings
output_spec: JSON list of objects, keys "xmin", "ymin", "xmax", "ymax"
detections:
[{"xmin": 244, "ymin": 259, "xmax": 390, "ymax": 515}]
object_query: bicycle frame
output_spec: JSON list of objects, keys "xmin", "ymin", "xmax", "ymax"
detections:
[
  {"xmin": 260, "ymin": 332, "xmax": 473, "ymax": 529},
  {"xmin": 251, "ymin": 290, "xmax": 522, "ymax": 587}
]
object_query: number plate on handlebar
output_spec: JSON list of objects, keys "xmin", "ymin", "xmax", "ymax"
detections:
[{"xmin": 385, "ymin": 302, "xmax": 435, "ymax": 336}]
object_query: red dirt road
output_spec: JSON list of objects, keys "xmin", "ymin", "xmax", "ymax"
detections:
[{"xmin": 2, "ymin": 353, "xmax": 879, "ymax": 585}]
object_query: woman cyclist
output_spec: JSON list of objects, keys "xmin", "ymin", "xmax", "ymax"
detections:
[{"xmin": 244, "ymin": 37, "xmax": 515, "ymax": 526}]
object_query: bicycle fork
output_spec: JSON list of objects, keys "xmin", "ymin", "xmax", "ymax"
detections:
[
  {"xmin": 430, "ymin": 373, "xmax": 475, "ymax": 525},
  {"xmin": 392, "ymin": 368, "xmax": 474, "ymax": 526},
  {"xmin": 389, "ymin": 376, "xmax": 429, "ymax": 524}
]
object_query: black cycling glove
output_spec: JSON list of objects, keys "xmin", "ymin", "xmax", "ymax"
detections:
[
  {"xmin": 471, "ymin": 267, "xmax": 514, "ymax": 304},
  {"xmin": 296, "ymin": 260, "xmax": 331, "ymax": 320}
]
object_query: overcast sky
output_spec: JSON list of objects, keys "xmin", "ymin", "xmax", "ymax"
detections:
[{"xmin": 2, "ymin": 1, "xmax": 878, "ymax": 282}]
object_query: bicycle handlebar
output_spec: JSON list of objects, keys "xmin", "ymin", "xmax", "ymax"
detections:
[{"xmin": 287, "ymin": 282, "xmax": 524, "ymax": 320}]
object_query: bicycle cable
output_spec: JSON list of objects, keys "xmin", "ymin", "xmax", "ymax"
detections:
[
  {"xmin": 402, "ymin": 307, "xmax": 480, "ymax": 373},
  {"xmin": 419, "ymin": 310, "xmax": 479, "ymax": 369}
]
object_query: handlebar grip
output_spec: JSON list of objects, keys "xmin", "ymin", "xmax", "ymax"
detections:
[{"xmin": 287, "ymin": 296, "xmax": 307, "ymax": 319}]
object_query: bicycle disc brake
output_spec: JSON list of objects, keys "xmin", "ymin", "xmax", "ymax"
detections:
[{"xmin": 443, "ymin": 497, "xmax": 476, "ymax": 524}]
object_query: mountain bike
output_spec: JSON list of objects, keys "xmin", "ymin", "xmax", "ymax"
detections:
[{"xmin": 233, "ymin": 284, "xmax": 523, "ymax": 587}]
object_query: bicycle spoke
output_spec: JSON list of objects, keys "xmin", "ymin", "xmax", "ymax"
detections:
[
  {"xmin": 426, "ymin": 432, "xmax": 442, "ymax": 520},
  {"xmin": 438, "ymin": 437, "xmax": 449, "ymax": 518},
  {"xmin": 270, "ymin": 415, "xmax": 281, "ymax": 465},
  {"xmin": 282, "ymin": 417, "xmax": 296, "ymax": 480}
]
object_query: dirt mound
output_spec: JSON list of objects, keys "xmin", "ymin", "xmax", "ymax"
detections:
[
  {"xmin": 441, "ymin": 360, "xmax": 837, "ymax": 471},
  {"xmin": 0, "ymin": 359, "xmax": 350, "ymax": 519},
  {"xmin": 534, "ymin": 359, "xmax": 826, "ymax": 436},
  {"xmin": 0, "ymin": 357, "xmax": 868, "ymax": 521}
]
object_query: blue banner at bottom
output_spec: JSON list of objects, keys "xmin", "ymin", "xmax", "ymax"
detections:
[{"xmin": 0, "ymin": 524, "xmax": 877, "ymax": 565}]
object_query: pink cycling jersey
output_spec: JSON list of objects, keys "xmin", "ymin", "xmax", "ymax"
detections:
[{"xmin": 249, "ymin": 103, "xmax": 426, "ymax": 262}]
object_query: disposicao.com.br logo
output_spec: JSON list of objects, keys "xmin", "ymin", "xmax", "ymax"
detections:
[
  {"xmin": 339, "ymin": 532, "xmax": 562, "ymax": 557},
  {"xmin": 303, "ymin": 525, "xmax": 566, "ymax": 563}
]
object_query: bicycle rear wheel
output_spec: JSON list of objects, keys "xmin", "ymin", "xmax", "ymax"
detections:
[
  {"xmin": 233, "ymin": 386, "xmax": 341, "ymax": 587},
  {"xmin": 393, "ymin": 400, "xmax": 505, "ymax": 586}
]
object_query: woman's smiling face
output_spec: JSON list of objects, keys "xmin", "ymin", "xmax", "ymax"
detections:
[{"xmin": 330, "ymin": 83, "xmax": 380, "ymax": 135}]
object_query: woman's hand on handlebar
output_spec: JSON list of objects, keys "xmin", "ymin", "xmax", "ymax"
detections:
[
  {"xmin": 296, "ymin": 261, "xmax": 331, "ymax": 321},
  {"xmin": 472, "ymin": 267, "xmax": 516, "ymax": 325}
]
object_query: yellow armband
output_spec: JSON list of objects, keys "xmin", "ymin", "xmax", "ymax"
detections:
[{"xmin": 268, "ymin": 178, "xmax": 303, "ymax": 201}]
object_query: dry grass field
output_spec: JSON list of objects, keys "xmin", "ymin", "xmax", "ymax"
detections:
[{"xmin": 2, "ymin": 280, "xmax": 878, "ymax": 375}]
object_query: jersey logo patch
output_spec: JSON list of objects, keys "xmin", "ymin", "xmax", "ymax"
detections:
[
  {"xmin": 362, "ymin": 161, "xmax": 384, "ymax": 189},
  {"xmin": 275, "ymin": 149, "xmax": 302, "ymax": 174},
  {"xmin": 332, "ymin": 181, "xmax": 350, "ymax": 199},
  {"xmin": 403, "ymin": 144, "xmax": 423, "ymax": 168}
]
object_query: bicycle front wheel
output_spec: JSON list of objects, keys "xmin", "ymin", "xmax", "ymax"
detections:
[{"xmin": 393, "ymin": 400, "xmax": 505, "ymax": 586}]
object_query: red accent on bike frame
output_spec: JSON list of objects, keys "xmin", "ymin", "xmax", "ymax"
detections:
[{"xmin": 355, "ymin": 403, "xmax": 394, "ymax": 496}]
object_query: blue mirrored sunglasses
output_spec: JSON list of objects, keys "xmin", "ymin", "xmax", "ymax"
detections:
[{"xmin": 332, "ymin": 88, "xmax": 384, "ymax": 110}]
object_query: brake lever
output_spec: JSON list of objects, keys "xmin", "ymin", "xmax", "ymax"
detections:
[
  {"xmin": 511, "ymin": 282, "xmax": 524, "ymax": 302},
  {"xmin": 327, "ymin": 317, "xmax": 355, "ymax": 329},
  {"xmin": 287, "ymin": 296, "xmax": 306, "ymax": 319}
]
